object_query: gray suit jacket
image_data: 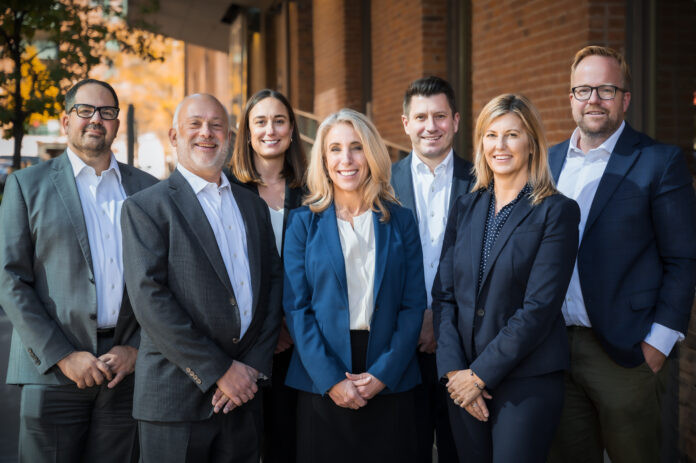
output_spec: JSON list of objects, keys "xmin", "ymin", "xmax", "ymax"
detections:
[
  {"xmin": 121, "ymin": 169, "xmax": 283, "ymax": 422},
  {"xmin": 391, "ymin": 152, "xmax": 474, "ymax": 219},
  {"xmin": 0, "ymin": 152, "xmax": 158, "ymax": 385}
]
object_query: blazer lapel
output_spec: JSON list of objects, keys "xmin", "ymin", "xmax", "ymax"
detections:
[
  {"xmin": 169, "ymin": 170, "xmax": 235, "ymax": 296},
  {"xmin": 50, "ymin": 153, "xmax": 94, "ymax": 276},
  {"xmin": 317, "ymin": 203, "xmax": 349, "ymax": 305},
  {"xmin": 449, "ymin": 154, "xmax": 472, "ymax": 214},
  {"xmin": 231, "ymin": 183, "xmax": 262, "ymax": 313},
  {"xmin": 372, "ymin": 210, "xmax": 390, "ymax": 306},
  {"xmin": 584, "ymin": 125, "xmax": 641, "ymax": 236},
  {"xmin": 393, "ymin": 154, "xmax": 417, "ymax": 215},
  {"xmin": 478, "ymin": 195, "xmax": 534, "ymax": 295},
  {"xmin": 118, "ymin": 164, "xmax": 138, "ymax": 197},
  {"xmin": 468, "ymin": 191, "xmax": 488, "ymax": 291},
  {"xmin": 549, "ymin": 141, "xmax": 569, "ymax": 184}
]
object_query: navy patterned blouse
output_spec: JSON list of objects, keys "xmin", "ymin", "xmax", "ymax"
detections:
[{"xmin": 477, "ymin": 183, "xmax": 533, "ymax": 291}]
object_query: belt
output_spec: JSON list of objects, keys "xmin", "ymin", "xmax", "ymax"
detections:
[{"xmin": 96, "ymin": 327, "xmax": 116, "ymax": 337}]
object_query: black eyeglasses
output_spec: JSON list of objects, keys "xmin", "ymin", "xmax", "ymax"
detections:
[
  {"xmin": 571, "ymin": 85, "xmax": 627, "ymax": 101},
  {"xmin": 69, "ymin": 104, "xmax": 120, "ymax": 120}
]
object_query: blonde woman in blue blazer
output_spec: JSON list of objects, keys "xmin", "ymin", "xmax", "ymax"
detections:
[{"xmin": 283, "ymin": 108, "xmax": 426, "ymax": 463}]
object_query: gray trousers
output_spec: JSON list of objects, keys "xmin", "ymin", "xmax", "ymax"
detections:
[{"xmin": 18, "ymin": 333, "xmax": 137, "ymax": 463}]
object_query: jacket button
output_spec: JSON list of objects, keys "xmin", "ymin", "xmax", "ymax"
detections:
[
  {"xmin": 230, "ymin": 298, "xmax": 237, "ymax": 308},
  {"xmin": 374, "ymin": 306, "xmax": 379, "ymax": 312},
  {"xmin": 476, "ymin": 309, "xmax": 485, "ymax": 317},
  {"xmin": 185, "ymin": 367, "xmax": 191, "ymax": 373},
  {"xmin": 89, "ymin": 314, "xmax": 97, "ymax": 320},
  {"xmin": 232, "ymin": 337, "xmax": 239, "ymax": 344},
  {"xmin": 89, "ymin": 276, "xmax": 95, "ymax": 284}
]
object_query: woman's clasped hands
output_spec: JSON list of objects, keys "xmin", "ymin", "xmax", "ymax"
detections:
[
  {"xmin": 328, "ymin": 372, "xmax": 386, "ymax": 410},
  {"xmin": 447, "ymin": 369, "xmax": 493, "ymax": 422}
]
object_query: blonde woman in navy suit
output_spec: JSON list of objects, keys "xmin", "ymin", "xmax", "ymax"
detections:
[
  {"xmin": 432, "ymin": 94, "xmax": 580, "ymax": 463},
  {"xmin": 283, "ymin": 108, "xmax": 426, "ymax": 463}
]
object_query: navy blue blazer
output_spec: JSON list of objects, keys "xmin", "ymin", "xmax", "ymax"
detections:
[
  {"xmin": 283, "ymin": 202, "xmax": 426, "ymax": 395},
  {"xmin": 549, "ymin": 123, "xmax": 696, "ymax": 367},
  {"xmin": 432, "ymin": 191, "xmax": 580, "ymax": 389},
  {"xmin": 390, "ymin": 152, "xmax": 474, "ymax": 218}
]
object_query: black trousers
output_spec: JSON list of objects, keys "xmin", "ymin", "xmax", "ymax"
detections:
[
  {"xmin": 261, "ymin": 347, "xmax": 297, "ymax": 463},
  {"xmin": 296, "ymin": 330, "xmax": 418, "ymax": 463},
  {"xmin": 448, "ymin": 371, "xmax": 564, "ymax": 463},
  {"xmin": 414, "ymin": 352, "xmax": 458, "ymax": 463},
  {"xmin": 138, "ymin": 395, "xmax": 262, "ymax": 463},
  {"xmin": 18, "ymin": 333, "xmax": 137, "ymax": 463}
]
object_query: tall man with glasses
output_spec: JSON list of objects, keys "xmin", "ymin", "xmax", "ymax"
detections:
[
  {"xmin": 0, "ymin": 78, "xmax": 157, "ymax": 462},
  {"xmin": 547, "ymin": 46, "xmax": 696, "ymax": 463}
]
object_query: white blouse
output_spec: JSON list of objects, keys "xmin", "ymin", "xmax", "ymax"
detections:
[
  {"xmin": 268, "ymin": 207, "xmax": 285, "ymax": 255},
  {"xmin": 337, "ymin": 210, "xmax": 376, "ymax": 330}
]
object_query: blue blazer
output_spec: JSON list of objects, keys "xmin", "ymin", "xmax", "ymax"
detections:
[
  {"xmin": 432, "ymin": 191, "xmax": 580, "ymax": 389},
  {"xmin": 549, "ymin": 123, "xmax": 696, "ymax": 367},
  {"xmin": 283, "ymin": 202, "xmax": 426, "ymax": 395}
]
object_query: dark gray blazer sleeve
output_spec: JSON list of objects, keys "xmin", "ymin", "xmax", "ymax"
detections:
[
  {"xmin": 0, "ymin": 174, "xmax": 75, "ymax": 372},
  {"xmin": 121, "ymin": 197, "xmax": 232, "ymax": 393}
]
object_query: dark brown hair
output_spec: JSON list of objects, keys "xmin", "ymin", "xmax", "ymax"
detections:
[{"xmin": 230, "ymin": 89, "xmax": 306, "ymax": 188}]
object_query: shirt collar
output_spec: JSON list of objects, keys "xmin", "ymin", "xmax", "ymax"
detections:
[
  {"xmin": 66, "ymin": 147, "xmax": 122, "ymax": 183},
  {"xmin": 568, "ymin": 120, "xmax": 626, "ymax": 158},
  {"xmin": 176, "ymin": 163, "xmax": 229, "ymax": 195},
  {"xmin": 411, "ymin": 149, "xmax": 454, "ymax": 175}
]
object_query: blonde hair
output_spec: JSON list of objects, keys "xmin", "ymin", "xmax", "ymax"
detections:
[
  {"xmin": 571, "ymin": 46, "xmax": 631, "ymax": 89},
  {"xmin": 304, "ymin": 108, "xmax": 398, "ymax": 222},
  {"xmin": 471, "ymin": 94, "xmax": 556, "ymax": 205}
]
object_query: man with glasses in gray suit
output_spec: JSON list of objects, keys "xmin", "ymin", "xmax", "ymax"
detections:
[{"xmin": 0, "ymin": 79, "xmax": 157, "ymax": 462}]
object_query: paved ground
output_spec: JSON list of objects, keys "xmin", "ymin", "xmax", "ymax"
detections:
[{"xmin": 0, "ymin": 310, "xmax": 20, "ymax": 462}]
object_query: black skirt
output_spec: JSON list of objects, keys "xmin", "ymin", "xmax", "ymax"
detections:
[{"xmin": 296, "ymin": 331, "xmax": 418, "ymax": 463}]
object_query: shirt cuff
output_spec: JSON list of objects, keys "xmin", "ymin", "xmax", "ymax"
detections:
[{"xmin": 643, "ymin": 323, "xmax": 684, "ymax": 357}]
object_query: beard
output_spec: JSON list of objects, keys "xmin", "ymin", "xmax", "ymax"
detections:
[{"xmin": 575, "ymin": 108, "xmax": 623, "ymax": 141}]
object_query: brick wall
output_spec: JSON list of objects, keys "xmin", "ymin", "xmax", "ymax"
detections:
[
  {"xmin": 370, "ymin": 0, "xmax": 449, "ymax": 150},
  {"xmin": 470, "ymin": 0, "xmax": 624, "ymax": 146},
  {"xmin": 289, "ymin": 0, "xmax": 314, "ymax": 112},
  {"xmin": 312, "ymin": 0, "xmax": 364, "ymax": 118}
]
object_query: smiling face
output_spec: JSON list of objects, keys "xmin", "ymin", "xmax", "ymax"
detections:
[
  {"xmin": 402, "ymin": 93, "xmax": 460, "ymax": 163},
  {"xmin": 324, "ymin": 122, "xmax": 369, "ymax": 201},
  {"xmin": 248, "ymin": 97, "xmax": 292, "ymax": 161},
  {"xmin": 482, "ymin": 112, "xmax": 531, "ymax": 185},
  {"xmin": 570, "ymin": 55, "xmax": 631, "ymax": 148},
  {"xmin": 169, "ymin": 95, "xmax": 231, "ymax": 183},
  {"xmin": 62, "ymin": 83, "xmax": 120, "ymax": 161}
]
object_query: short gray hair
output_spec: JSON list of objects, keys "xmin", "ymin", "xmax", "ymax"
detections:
[{"xmin": 172, "ymin": 93, "xmax": 231, "ymax": 129}]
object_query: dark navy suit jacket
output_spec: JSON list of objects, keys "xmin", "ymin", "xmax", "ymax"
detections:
[
  {"xmin": 432, "ymin": 191, "xmax": 580, "ymax": 389},
  {"xmin": 390, "ymin": 152, "xmax": 474, "ymax": 218},
  {"xmin": 549, "ymin": 123, "xmax": 696, "ymax": 367},
  {"xmin": 283, "ymin": 202, "xmax": 426, "ymax": 395}
]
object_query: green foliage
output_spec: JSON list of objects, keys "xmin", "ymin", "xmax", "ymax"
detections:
[{"xmin": 0, "ymin": 0, "xmax": 163, "ymax": 169}]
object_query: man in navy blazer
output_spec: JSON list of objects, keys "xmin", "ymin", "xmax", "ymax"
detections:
[
  {"xmin": 548, "ymin": 46, "xmax": 696, "ymax": 463},
  {"xmin": 390, "ymin": 76, "xmax": 472, "ymax": 463}
]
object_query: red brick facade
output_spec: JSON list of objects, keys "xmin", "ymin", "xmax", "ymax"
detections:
[
  {"xmin": 370, "ymin": 0, "xmax": 449, "ymax": 148},
  {"xmin": 471, "ymin": 0, "xmax": 625, "ymax": 145}
]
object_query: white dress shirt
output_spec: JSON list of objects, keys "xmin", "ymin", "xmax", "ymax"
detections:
[
  {"xmin": 268, "ymin": 207, "xmax": 285, "ymax": 255},
  {"xmin": 411, "ymin": 150, "xmax": 454, "ymax": 309},
  {"xmin": 67, "ymin": 148, "xmax": 126, "ymax": 328},
  {"xmin": 337, "ymin": 210, "xmax": 376, "ymax": 330},
  {"xmin": 177, "ymin": 165, "xmax": 254, "ymax": 338},
  {"xmin": 557, "ymin": 121, "xmax": 682, "ymax": 356}
]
